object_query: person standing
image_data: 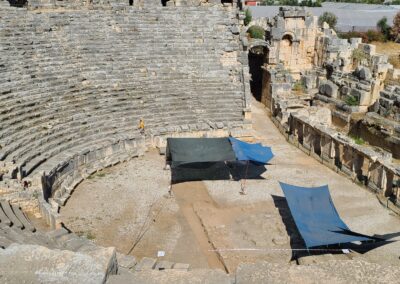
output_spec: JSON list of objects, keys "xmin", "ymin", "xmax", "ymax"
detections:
[{"xmin": 138, "ymin": 118, "xmax": 145, "ymax": 135}]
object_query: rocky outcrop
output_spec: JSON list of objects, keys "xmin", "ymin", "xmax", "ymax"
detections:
[{"xmin": 0, "ymin": 244, "xmax": 117, "ymax": 284}]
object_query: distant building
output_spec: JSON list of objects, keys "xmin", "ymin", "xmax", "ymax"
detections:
[{"xmin": 245, "ymin": 0, "xmax": 261, "ymax": 6}]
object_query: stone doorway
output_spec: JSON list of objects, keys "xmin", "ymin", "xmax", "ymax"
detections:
[
  {"xmin": 280, "ymin": 34, "xmax": 293, "ymax": 68},
  {"xmin": 248, "ymin": 46, "xmax": 268, "ymax": 102}
]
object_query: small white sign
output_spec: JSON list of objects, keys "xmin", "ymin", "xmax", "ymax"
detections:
[
  {"xmin": 157, "ymin": 251, "xmax": 165, "ymax": 257},
  {"xmin": 342, "ymin": 249, "xmax": 350, "ymax": 254}
]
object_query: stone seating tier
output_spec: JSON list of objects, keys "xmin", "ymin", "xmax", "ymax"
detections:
[{"xmin": 0, "ymin": 5, "xmax": 246, "ymax": 190}]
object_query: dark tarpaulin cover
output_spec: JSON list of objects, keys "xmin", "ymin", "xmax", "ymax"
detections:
[
  {"xmin": 229, "ymin": 137, "xmax": 274, "ymax": 164},
  {"xmin": 279, "ymin": 182, "xmax": 374, "ymax": 248},
  {"xmin": 166, "ymin": 138, "xmax": 236, "ymax": 167}
]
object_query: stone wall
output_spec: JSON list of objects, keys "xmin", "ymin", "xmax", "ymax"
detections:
[
  {"xmin": 24, "ymin": 0, "xmax": 237, "ymax": 9},
  {"xmin": 0, "ymin": 2, "xmax": 250, "ymax": 226},
  {"xmin": 270, "ymin": 112, "xmax": 400, "ymax": 213}
]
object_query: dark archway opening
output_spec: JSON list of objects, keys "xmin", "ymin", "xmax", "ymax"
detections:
[
  {"xmin": 129, "ymin": 0, "xmax": 133, "ymax": 6},
  {"xmin": 7, "ymin": 0, "xmax": 27, "ymax": 7},
  {"xmin": 248, "ymin": 46, "xmax": 268, "ymax": 102},
  {"xmin": 161, "ymin": 0, "xmax": 168, "ymax": 6}
]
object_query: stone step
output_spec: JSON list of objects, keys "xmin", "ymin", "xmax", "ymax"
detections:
[
  {"xmin": 11, "ymin": 205, "xmax": 36, "ymax": 232},
  {"xmin": 46, "ymin": 227, "xmax": 70, "ymax": 239},
  {"xmin": 154, "ymin": 260, "xmax": 174, "ymax": 271},
  {"xmin": 135, "ymin": 257, "xmax": 157, "ymax": 271},
  {"xmin": 107, "ymin": 267, "xmax": 230, "ymax": 284},
  {"xmin": 0, "ymin": 203, "xmax": 12, "ymax": 226},
  {"xmin": 117, "ymin": 253, "xmax": 137, "ymax": 270},
  {"xmin": 0, "ymin": 234, "xmax": 14, "ymax": 248},
  {"xmin": 0, "ymin": 201, "xmax": 23, "ymax": 229}
]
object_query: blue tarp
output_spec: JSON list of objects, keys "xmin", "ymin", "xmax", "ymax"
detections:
[
  {"xmin": 229, "ymin": 137, "xmax": 274, "ymax": 164},
  {"xmin": 279, "ymin": 182, "xmax": 375, "ymax": 248}
]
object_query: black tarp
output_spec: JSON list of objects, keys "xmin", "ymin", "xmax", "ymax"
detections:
[{"xmin": 166, "ymin": 138, "xmax": 236, "ymax": 168}]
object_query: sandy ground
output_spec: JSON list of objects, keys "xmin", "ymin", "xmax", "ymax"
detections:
[{"xmin": 60, "ymin": 98, "xmax": 400, "ymax": 272}]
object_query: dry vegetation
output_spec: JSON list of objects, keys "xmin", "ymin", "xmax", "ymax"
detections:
[{"xmin": 371, "ymin": 41, "xmax": 400, "ymax": 68}]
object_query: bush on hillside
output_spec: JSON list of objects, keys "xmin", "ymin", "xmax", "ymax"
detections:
[
  {"xmin": 244, "ymin": 9, "xmax": 252, "ymax": 26},
  {"xmin": 339, "ymin": 30, "xmax": 385, "ymax": 43},
  {"xmin": 392, "ymin": 12, "xmax": 400, "ymax": 42},
  {"xmin": 247, "ymin": 25, "xmax": 265, "ymax": 40},
  {"xmin": 318, "ymin": 12, "xmax": 337, "ymax": 30},
  {"xmin": 377, "ymin": 17, "xmax": 392, "ymax": 41}
]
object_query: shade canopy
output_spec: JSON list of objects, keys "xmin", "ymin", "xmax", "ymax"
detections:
[
  {"xmin": 229, "ymin": 137, "xmax": 274, "ymax": 164},
  {"xmin": 279, "ymin": 182, "xmax": 375, "ymax": 248},
  {"xmin": 166, "ymin": 137, "xmax": 274, "ymax": 168}
]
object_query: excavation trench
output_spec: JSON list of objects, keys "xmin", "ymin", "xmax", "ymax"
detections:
[{"xmin": 172, "ymin": 182, "xmax": 229, "ymax": 273}]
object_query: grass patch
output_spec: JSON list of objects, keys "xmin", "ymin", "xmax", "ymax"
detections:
[
  {"xmin": 87, "ymin": 172, "xmax": 106, "ymax": 179},
  {"xmin": 292, "ymin": 81, "xmax": 306, "ymax": 94},
  {"xmin": 351, "ymin": 135, "xmax": 365, "ymax": 145}
]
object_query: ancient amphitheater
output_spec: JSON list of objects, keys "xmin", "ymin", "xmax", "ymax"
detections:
[{"xmin": 0, "ymin": 0, "xmax": 400, "ymax": 283}]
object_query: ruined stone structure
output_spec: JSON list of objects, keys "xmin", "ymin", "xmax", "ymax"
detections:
[
  {"xmin": 264, "ymin": 8, "xmax": 319, "ymax": 73},
  {"xmin": 1, "ymin": 1, "xmax": 400, "ymax": 282},
  {"xmin": 253, "ymin": 7, "xmax": 400, "ymax": 212}
]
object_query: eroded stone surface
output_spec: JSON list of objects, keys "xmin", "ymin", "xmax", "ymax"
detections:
[{"xmin": 0, "ymin": 244, "xmax": 117, "ymax": 284}]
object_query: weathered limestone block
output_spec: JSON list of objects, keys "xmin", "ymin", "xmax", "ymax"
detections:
[
  {"xmin": 359, "ymin": 43, "xmax": 376, "ymax": 56},
  {"xmin": 355, "ymin": 66, "xmax": 372, "ymax": 81},
  {"xmin": 319, "ymin": 80, "xmax": 339, "ymax": 98}
]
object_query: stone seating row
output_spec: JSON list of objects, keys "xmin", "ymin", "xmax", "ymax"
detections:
[
  {"xmin": 0, "ymin": 85, "xmax": 243, "ymax": 144},
  {"xmin": 0, "ymin": 4, "xmax": 245, "ymax": 196},
  {"xmin": 0, "ymin": 81, "xmax": 242, "ymax": 130}
]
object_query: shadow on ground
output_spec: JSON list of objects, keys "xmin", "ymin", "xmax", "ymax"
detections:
[
  {"xmin": 171, "ymin": 161, "xmax": 267, "ymax": 184},
  {"xmin": 272, "ymin": 195, "xmax": 398, "ymax": 261}
]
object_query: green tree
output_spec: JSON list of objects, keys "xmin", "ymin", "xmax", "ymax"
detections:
[
  {"xmin": 392, "ymin": 12, "xmax": 400, "ymax": 42},
  {"xmin": 377, "ymin": 17, "xmax": 391, "ymax": 41},
  {"xmin": 261, "ymin": 0, "xmax": 275, "ymax": 5},
  {"xmin": 318, "ymin": 12, "xmax": 338, "ymax": 30},
  {"xmin": 244, "ymin": 8, "xmax": 252, "ymax": 26}
]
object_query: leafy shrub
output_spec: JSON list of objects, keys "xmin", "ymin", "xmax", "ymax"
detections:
[
  {"xmin": 318, "ymin": 12, "xmax": 337, "ymax": 30},
  {"xmin": 292, "ymin": 81, "xmax": 305, "ymax": 94},
  {"xmin": 247, "ymin": 25, "xmax": 265, "ymax": 40},
  {"xmin": 392, "ymin": 11, "xmax": 400, "ymax": 42},
  {"xmin": 351, "ymin": 49, "xmax": 369, "ymax": 66},
  {"xmin": 244, "ymin": 8, "xmax": 252, "ymax": 26},
  {"xmin": 366, "ymin": 30, "xmax": 385, "ymax": 42},
  {"xmin": 345, "ymin": 95, "xmax": 359, "ymax": 106},
  {"xmin": 350, "ymin": 135, "xmax": 365, "ymax": 145},
  {"xmin": 377, "ymin": 17, "xmax": 392, "ymax": 41},
  {"xmin": 86, "ymin": 231, "xmax": 96, "ymax": 240},
  {"xmin": 339, "ymin": 30, "xmax": 386, "ymax": 43}
]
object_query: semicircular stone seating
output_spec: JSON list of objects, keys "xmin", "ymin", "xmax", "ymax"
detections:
[{"xmin": 0, "ymin": 1, "xmax": 249, "ymax": 224}]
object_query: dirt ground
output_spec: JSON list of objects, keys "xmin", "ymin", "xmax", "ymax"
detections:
[{"xmin": 60, "ymin": 98, "xmax": 400, "ymax": 272}]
